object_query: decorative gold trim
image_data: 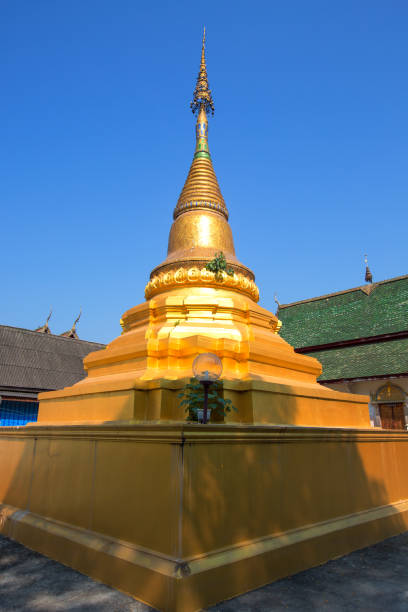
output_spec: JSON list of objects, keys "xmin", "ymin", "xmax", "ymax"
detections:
[{"xmin": 145, "ymin": 266, "xmax": 259, "ymax": 301}]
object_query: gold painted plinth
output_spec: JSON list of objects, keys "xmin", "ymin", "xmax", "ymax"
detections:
[
  {"xmin": 37, "ymin": 378, "xmax": 370, "ymax": 428},
  {"xmin": 1, "ymin": 423, "xmax": 408, "ymax": 611},
  {"xmin": 37, "ymin": 287, "xmax": 370, "ymax": 428}
]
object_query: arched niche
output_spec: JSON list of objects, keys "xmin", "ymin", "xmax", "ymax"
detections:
[
  {"xmin": 374, "ymin": 383, "xmax": 407, "ymax": 429},
  {"xmin": 375, "ymin": 383, "xmax": 406, "ymax": 403}
]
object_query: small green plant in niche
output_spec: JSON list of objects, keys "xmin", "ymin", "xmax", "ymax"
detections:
[
  {"xmin": 206, "ymin": 252, "xmax": 234, "ymax": 281},
  {"xmin": 178, "ymin": 378, "xmax": 236, "ymax": 422}
]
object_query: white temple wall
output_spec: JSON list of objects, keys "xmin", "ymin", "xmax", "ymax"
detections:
[{"xmin": 322, "ymin": 377, "xmax": 408, "ymax": 428}]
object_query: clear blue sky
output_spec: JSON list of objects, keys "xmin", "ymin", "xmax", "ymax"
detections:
[{"xmin": 1, "ymin": 1, "xmax": 407, "ymax": 343}]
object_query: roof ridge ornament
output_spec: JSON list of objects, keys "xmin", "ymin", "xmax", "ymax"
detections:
[
  {"xmin": 364, "ymin": 254, "xmax": 373, "ymax": 284},
  {"xmin": 60, "ymin": 308, "xmax": 82, "ymax": 339},
  {"xmin": 35, "ymin": 308, "xmax": 52, "ymax": 334}
]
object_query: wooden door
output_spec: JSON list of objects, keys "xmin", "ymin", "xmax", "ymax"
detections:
[
  {"xmin": 392, "ymin": 404, "xmax": 405, "ymax": 429},
  {"xmin": 379, "ymin": 403, "xmax": 405, "ymax": 429}
]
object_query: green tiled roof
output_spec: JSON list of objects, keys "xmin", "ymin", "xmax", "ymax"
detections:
[
  {"xmin": 310, "ymin": 338, "xmax": 408, "ymax": 381},
  {"xmin": 279, "ymin": 275, "xmax": 408, "ymax": 348}
]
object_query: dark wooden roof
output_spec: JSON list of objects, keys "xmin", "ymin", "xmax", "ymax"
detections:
[{"xmin": 0, "ymin": 325, "xmax": 105, "ymax": 394}]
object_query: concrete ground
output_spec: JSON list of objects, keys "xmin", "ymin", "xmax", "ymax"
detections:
[{"xmin": 1, "ymin": 533, "xmax": 408, "ymax": 611}]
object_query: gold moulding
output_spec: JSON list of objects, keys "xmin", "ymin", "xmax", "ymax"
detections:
[{"xmin": 145, "ymin": 267, "xmax": 260, "ymax": 302}]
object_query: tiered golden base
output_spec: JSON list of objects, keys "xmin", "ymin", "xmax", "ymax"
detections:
[{"xmin": 37, "ymin": 287, "xmax": 369, "ymax": 428}]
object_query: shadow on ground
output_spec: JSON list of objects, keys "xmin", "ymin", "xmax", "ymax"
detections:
[
  {"xmin": 209, "ymin": 531, "xmax": 408, "ymax": 612},
  {"xmin": 2, "ymin": 532, "xmax": 408, "ymax": 611},
  {"xmin": 0, "ymin": 535, "xmax": 152, "ymax": 611}
]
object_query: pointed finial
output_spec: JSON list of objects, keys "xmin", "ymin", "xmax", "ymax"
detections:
[
  {"xmin": 274, "ymin": 293, "xmax": 281, "ymax": 316},
  {"xmin": 45, "ymin": 308, "xmax": 52, "ymax": 325},
  {"xmin": 72, "ymin": 308, "xmax": 82, "ymax": 331},
  {"xmin": 364, "ymin": 254, "xmax": 373, "ymax": 284},
  {"xmin": 190, "ymin": 27, "xmax": 214, "ymax": 116},
  {"xmin": 35, "ymin": 308, "xmax": 52, "ymax": 333},
  {"xmin": 202, "ymin": 26, "xmax": 206, "ymax": 61},
  {"xmin": 60, "ymin": 308, "xmax": 82, "ymax": 339}
]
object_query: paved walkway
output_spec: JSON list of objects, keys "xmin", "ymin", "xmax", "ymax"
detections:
[{"xmin": 1, "ymin": 533, "xmax": 408, "ymax": 611}]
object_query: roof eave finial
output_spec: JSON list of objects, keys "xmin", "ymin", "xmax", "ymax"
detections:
[
  {"xmin": 60, "ymin": 308, "xmax": 82, "ymax": 339},
  {"xmin": 45, "ymin": 308, "xmax": 52, "ymax": 326},
  {"xmin": 274, "ymin": 293, "xmax": 281, "ymax": 315},
  {"xmin": 364, "ymin": 254, "xmax": 373, "ymax": 284},
  {"xmin": 190, "ymin": 27, "xmax": 214, "ymax": 116},
  {"xmin": 72, "ymin": 307, "xmax": 82, "ymax": 332},
  {"xmin": 35, "ymin": 308, "xmax": 52, "ymax": 334}
]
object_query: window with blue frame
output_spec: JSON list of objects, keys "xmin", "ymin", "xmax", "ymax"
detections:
[{"xmin": 0, "ymin": 400, "xmax": 39, "ymax": 426}]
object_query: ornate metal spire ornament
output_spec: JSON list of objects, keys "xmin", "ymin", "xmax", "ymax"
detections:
[
  {"xmin": 190, "ymin": 28, "xmax": 215, "ymax": 116},
  {"xmin": 364, "ymin": 254, "xmax": 373, "ymax": 284}
]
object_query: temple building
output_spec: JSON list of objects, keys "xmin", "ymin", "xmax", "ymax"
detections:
[
  {"xmin": 0, "ymin": 322, "xmax": 104, "ymax": 425},
  {"xmin": 278, "ymin": 272, "xmax": 408, "ymax": 429}
]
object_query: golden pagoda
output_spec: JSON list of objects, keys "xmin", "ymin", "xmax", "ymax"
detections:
[
  {"xmin": 3, "ymin": 31, "xmax": 407, "ymax": 612},
  {"xmin": 37, "ymin": 31, "xmax": 368, "ymax": 428}
]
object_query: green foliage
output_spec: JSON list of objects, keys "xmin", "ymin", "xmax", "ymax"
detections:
[
  {"xmin": 206, "ymin": 252, "xmax": 234, "ymax": 281},
  {"xmin": 178, "ymin": 378, "xmax": 236, "ymax": 422}
]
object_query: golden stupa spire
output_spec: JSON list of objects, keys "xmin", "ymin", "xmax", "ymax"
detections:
[
  {"xmin": 174, "ymin": 28, "xmax": 228, "ymax": 221},
  {"xmin": 145, "ymin": 30, "xmax": 258, "ymax": 303}
]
